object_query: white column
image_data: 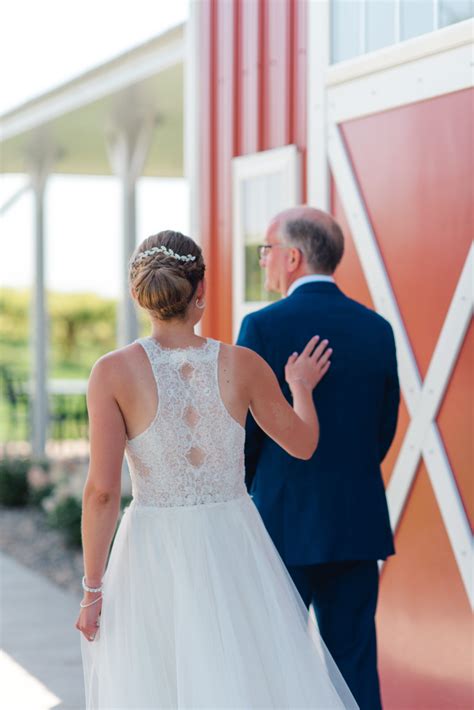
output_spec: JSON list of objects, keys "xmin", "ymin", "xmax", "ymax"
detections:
[
  {"xmin": 28, "ymin": 156, "xmax": 52, "ymax": 459},
  {"xmin": 106, "ymin": 113, "xmax": 156, "ymax": 346}
]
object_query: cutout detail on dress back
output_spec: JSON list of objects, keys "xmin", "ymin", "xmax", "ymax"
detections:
[{"xmin": 125, "ymin": 338, "xmax": 246, "ymax": 507}]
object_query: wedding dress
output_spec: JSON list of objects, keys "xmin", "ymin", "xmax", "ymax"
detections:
[{"xmin": 81, "ymin": 337, "xmax": 358, "ymax": 709}]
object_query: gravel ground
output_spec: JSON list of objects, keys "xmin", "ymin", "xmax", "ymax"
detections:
[{"xmin": 0, "ymin": 506, "xmax": 83, "ymax": 594}]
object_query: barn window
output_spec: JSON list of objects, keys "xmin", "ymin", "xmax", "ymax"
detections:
[
  {"xmin": 231, "ymin": 146, "xmax": 301, "ymax": 339},
  {"xmin": 331, "ymin": 0, "xmax": 473, "ymax": 64}
]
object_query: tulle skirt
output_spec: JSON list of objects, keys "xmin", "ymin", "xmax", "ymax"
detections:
[{"xmin": 81, "ymin": 493, "xmax": 357, "ymax": 709}]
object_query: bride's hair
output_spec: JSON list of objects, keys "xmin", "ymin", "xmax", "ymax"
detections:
[{"xmin": 129, "ymin": 231, "xmax": 205, "ymax": 321}]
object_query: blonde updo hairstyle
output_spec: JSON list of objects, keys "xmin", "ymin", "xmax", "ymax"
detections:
[{"xmin": 129, "ymin": 231, "xmax": 205, "ymax": 321}]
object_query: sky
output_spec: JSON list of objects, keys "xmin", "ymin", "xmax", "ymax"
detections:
[
  {"xmin": 0, "ymin": 0, "xmax": 189, "ymax": 114},
  {"xmin": 0, "ymin": 0, "xmax": 189, "ymax": 298}
]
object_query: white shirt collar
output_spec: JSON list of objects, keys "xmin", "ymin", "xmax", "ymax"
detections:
[{"xmin": 287, "ymin": 274, "xmax": 335, "ymax": 297}]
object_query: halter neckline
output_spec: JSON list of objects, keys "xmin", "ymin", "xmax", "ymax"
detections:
[{"xmin": 146, "ymin": 336, "xmax": 211, "ymax": 353}]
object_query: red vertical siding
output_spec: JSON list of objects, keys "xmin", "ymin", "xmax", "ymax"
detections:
[
  {"xmin": 198, "ymin": 0, "xmax": 307, "ymax": 342},
  {"xmin": 261, "ymin": 0, "xmax": 292, "ymax": 148},
  {"xmin": 239, "ymin": 0, "xmax": 260, "ymax": 155},
  {"xmin": 292, "ymin": 0, "xmax": 307, "ymax": 201},
  {"xmin": 198, "ymin": 1, "xmax": 218, "ymax": 334},
  {"xmin": 214, "ymin": 1, "xmax": 236, "ymax": 340}
]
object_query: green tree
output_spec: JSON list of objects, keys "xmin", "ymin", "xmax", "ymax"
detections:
[{"xmin": 49, "ymin": 292, "xmax": 116, "ymax": 361}]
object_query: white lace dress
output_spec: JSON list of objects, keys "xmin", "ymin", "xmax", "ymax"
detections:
[{"xmin": 81, "ymin": 337, "xmax": 357, "ymax": 709}]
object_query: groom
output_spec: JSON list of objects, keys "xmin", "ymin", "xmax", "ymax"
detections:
[{"xmin": 237, "ymin": 207, "xmax": 399, "ymax": 710}]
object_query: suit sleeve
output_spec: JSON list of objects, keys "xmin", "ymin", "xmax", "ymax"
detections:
[
  {"xmin": 379, "ymin": 322, "xmax": 400, "ymax": 462},
  {"xmin": 236, "ymin": 314, "xmax": 266, "ymax": 490}
]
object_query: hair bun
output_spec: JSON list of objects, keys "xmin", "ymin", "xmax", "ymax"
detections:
[{"xmin": 129, "ymin": 231, "xmax": 205, "ymax": 321}]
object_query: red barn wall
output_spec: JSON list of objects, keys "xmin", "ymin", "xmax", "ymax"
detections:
[
  {"xmin": 197, "ymin": 3, "xmax": 473, "ymax": 707},
  {"xmin": 333, "ymin": 87, "xmax": 473, "ymax": 709},
  {"xmin": 198, "ymin": 0, "xmax": 307, "ymax": 342}
]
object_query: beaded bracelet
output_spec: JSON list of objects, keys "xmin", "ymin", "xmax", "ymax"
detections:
[
  {"xmin": 82, "ymin": 576, "xmax": 103, "ymax": 593},
  {"xmin": 80, "ymin": 595, "xmax": 103, "ymax": 609}
]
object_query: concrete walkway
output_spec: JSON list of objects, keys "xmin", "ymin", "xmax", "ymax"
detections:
[{"xmin": 0, "ymin": 552, "xmax": 85, "ymax": 709}]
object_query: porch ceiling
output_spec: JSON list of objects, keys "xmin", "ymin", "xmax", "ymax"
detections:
[{"xmin": 0, "ymin": 23, "xmax": 185, "ymax": 178}]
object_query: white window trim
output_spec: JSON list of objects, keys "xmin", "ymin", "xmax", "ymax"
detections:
[
  {"xmin": 326, "ymin": 17, "xmax": 472, "ymax": 87},
  {"xmin": 232, "ymin": 145, "xmax": 301, "ymax": 340},
  {"xmin": 328, "ymin": 41, "xmax": 472, "ymax": 123}
]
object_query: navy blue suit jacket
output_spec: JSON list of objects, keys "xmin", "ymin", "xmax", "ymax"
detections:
[{"xmin": 236, "ymin": 281, "xmax": 399, "ymax": 565}]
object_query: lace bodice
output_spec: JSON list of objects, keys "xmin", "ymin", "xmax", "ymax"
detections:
[{"xmin": 125, "ymin": 337, "xmax": 247, "ymax": 507}]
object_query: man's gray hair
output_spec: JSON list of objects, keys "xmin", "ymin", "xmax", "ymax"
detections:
[{"xmin": 281, "ymin": 217, "xmax": 344, "ymax": 274}]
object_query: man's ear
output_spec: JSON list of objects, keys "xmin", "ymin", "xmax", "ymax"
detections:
[{"xmin": 288, "ymin": 247, "xmax": 302, "ymax": 273}]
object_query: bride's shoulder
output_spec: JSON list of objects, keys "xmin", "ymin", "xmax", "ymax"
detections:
[
  {"xmin": 88, "ymin": 343, "xmax": 143, "ymax": 388},
  {"xmin": 217, "ymin": 341, "xmax": 264, "ymax": 372}
]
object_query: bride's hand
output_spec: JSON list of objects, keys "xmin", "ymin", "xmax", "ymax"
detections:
[
  {"xmin": 285, "ymin": 336, "xmax": 332, "ymax": 392},
  {"xmin": 76, "ymin": 594, "xmax": 102, "ymax": 642}
]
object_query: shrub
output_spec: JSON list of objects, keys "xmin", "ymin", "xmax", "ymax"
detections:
[
  {"xmin": 42, "ymin": 460, "xmax": 87, "ymax": 547},
  {"xmin": 44, "ymin": 490, "xmax": 133, "ymax": 550},
  {"xmin": 46, "ymin": 495, "xmax": 83, "ymax": 548},
  {"xmin": 27, "ymin": 461, "xmax": 53, "ymax": 507},
  {"xmin": 29, "ymin": 482, "xmax": 55, "ymax": 507},
  {"xmin": 0, "ymin": 457, "xmax": 30, "ymax": 507}
]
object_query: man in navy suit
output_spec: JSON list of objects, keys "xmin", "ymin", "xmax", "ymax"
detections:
[{"xmin": 236, "ymin": 207, "xmax": 399, "ymax": 710}]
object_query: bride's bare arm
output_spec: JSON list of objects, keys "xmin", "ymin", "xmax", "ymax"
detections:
[
  {"xmin": 76, "ymin": 354, "xmax": 126, "ymax": 641},
  {"xmin": 81, "ymin": 355, "xmax": 125, "ymax": 587},
  {"xmin": 242, "ymin": 336, "xmax": 331, "ymax": 460}
]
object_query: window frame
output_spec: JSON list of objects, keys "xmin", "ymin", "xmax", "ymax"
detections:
[{"xmin": 231, "ymin": 145, "xmax": 301, "ymax": 340}]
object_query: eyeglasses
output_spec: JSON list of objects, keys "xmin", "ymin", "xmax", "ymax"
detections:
[{"xmin": 257, "ymin": 244, "xmax": 294, "ymax": 259}]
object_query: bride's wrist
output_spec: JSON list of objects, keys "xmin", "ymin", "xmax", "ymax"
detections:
[
  {"xmin": 82, "ymin": 575, "xmax": 103, "ymax": 593},
  {"xmin": 83, "ymin": 589, "xmax": 102, "ymax": 599}
]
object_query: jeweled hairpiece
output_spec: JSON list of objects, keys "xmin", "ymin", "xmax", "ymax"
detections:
[{"xmin": 134, "ymin": 245, "xmax": 196, "ymax": 263}]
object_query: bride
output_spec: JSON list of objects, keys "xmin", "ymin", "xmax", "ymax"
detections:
[{"xmin": 76, "ymin": 230, "xmax": 357, "ymax": 709}]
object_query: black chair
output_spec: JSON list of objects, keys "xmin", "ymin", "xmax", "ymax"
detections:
[
  {"xmin": 49, "ymin": 394, "xmax": 69, "ymax": 441},
  {"xmin": 49, "ymin": 392, "xmax": 88, "ymax": 441},
  {"xmin": 0, "ymin": 366, "xmax": 30, "ymax": 442}
]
